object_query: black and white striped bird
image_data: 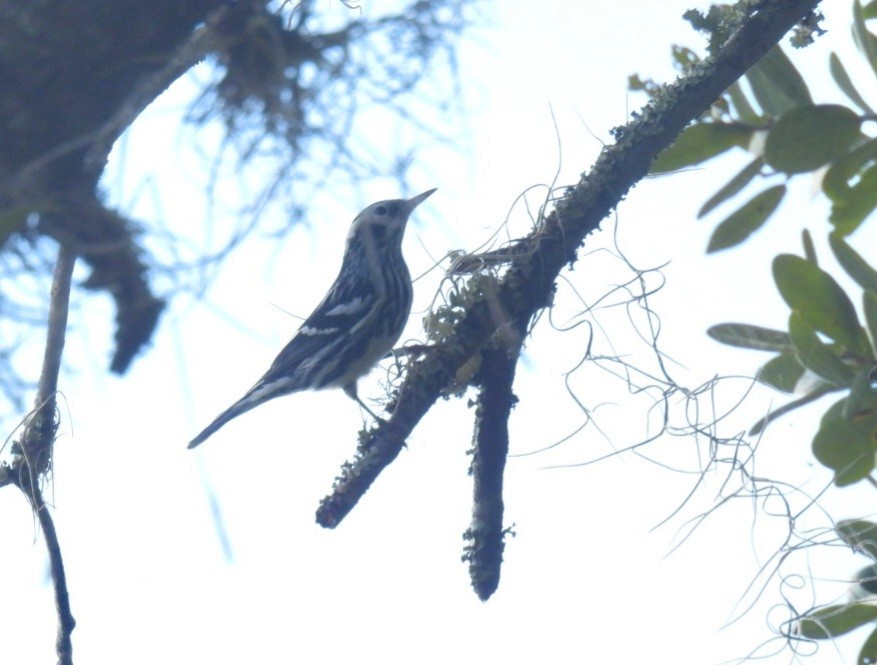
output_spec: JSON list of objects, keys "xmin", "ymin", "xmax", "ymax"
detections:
[{"xmin": 188, "ymin": 189, "xmax": 436, "ymax": 449}]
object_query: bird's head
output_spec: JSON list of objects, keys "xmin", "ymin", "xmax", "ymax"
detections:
[{"xmin": 346, "ymin": 188, "xmax": 436, "ymax": 250}]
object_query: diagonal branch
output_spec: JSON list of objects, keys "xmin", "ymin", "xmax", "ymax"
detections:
[{"xmin": 316, "ymin": 0, "xmax": 823, "ymax": 528}]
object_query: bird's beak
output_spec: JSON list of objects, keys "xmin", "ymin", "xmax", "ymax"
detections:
[{"xmin": 405, "ymin": 188, "xmax": 437, "ymax": 212}]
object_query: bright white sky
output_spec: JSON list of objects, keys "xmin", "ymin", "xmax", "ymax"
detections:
[{"xmin": 2, "ymin": 1, "xmax": 876, "ymax": 663}]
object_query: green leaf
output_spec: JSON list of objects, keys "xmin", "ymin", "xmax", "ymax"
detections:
[
  {"xmin": 830, "ymin": 52, "xmax": 875, "ymax": 114},
  {"xmin": 859, "ymin": 625, "xmax": 877, "ymax": 665},
  {"xmin": 831, "ymin": 164, "xmax": 877, "ymax": 235},
  {"xmin": 823, "ymin": 138, "xmax": 877, "ymax": 201},
  {"xmin": 707, "ymin": 185, "xmax": 785, "ymax": 252},
  {"xmin": 764, "ymin": 105, "xmax": 863, "ymax": 175},
  {"xmin": 813, "ymin": 398, "xmax": 877, "ymax": 486},
  {"xmin": 698, "ymin": 158, "xmax": 763, "ymax": 218},
  {"xmin": 830, "ymin": 233, "xmax": 877, "ymax": 297},
  {"xmin": 774, "ymin": 254, "xmax": 872, "ymax": 357},
  {"xmin": 838, "ymin": 519, "xmax": 877, "ymax": 560},
  {"xmin": 745, "ymin": 46, "xmax": 813, "ymax": 116},
  {"xmin": 757, "ymin": 351, "xmax": 806, "ymax": 393},
  {"xmin": 823, "ymin": 137, "xmax": 877, "ymax": 234},
  {"xmin": 856, "ymin": 564, "xmax": 877, "ymax": 594},
  {"xmin": 866, "ymin": 292, "xmax": 877, "ymax": 348},
  {"xmin": 866, "ymin": 0, "xmax": 877, "ymax": 19},
  {"xmin": 788, "ymin": 312, "xmax": 855, "ymax": 386},
  {"xmin": 707, "ymin": 323, "xmax": 792, "ymax": 352},
  {"xmin": 846, "ymin": 368, "xmax": 877, "ymax": 420},
  {"xmin": 854, "ymin": 0, "xmax": 877, "ymax": 81},
  {"xmin": 651, "ymin": 123, "xmax": 753, "ymax": 174},
  {"xmin": 798, "ymin": 604, "xmax": 877, "ymax": 639}
]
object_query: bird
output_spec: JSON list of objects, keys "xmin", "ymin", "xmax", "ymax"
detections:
[{"xmin": 188, "ymin": 188, "xmax": 436, "ymax": 449}]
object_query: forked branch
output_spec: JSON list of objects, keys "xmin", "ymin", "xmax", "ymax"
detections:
[{"xmin": 316, "ymin": 0, "xmax": 823, "ymax": 531}]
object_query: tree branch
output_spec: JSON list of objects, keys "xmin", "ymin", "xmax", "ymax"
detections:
[
  {"xmin": 463, "ymin": 324, "xmax": 524, "ymax": 601},
  {"xmin": 316, "ymin": 0, "xmax": 823, "ymax": 527},
  {"xmin": 1, "ymin": 243, "xmax": 77, "ymax": 663},
  {"xmin": 16, "ymin": 243, "xmax": 76, "ymax": 482},
  {"xmin": 35, "ymin": 482, "xmax": 76, "ymax": 665}
]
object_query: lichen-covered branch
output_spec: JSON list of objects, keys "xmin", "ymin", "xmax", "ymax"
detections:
[
  {"xmin": 316, "ymin": 0, "xmax": 823, "ymax": 527},
  {"xmin": 463, "ymin": 327, "xmax": 524, "ymax": 601}
]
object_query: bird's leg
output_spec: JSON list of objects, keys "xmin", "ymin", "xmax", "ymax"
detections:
[
  {"xmin": 381, "ymin": 343, "xmax": 436, "ymax": 362},
  {"xmin": 343, "ymin": 383, "xmax": 383, "ymax": 422}
]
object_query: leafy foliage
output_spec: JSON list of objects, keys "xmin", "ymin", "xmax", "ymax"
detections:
[
  {"xmin": 706, "ymin": 184, "xmax": 785, "ymax": 252},
  {"xmin": 653, "ymin": 2, "xmax": 877, "ymax": 491},
  {"xmin": 642, "ymin": 5, "xmax": 877, "ymax": 661},
  {"xmin": 797, "ymin": 604, "xmax": 877, "ymax": 639},
  {"xmin": 649, "ymin": 3, "xmax": 877, "ymax": 247}
]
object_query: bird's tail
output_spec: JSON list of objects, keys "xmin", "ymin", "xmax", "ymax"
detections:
[
  {"xmin": 188, "ymin": 372, "xmax": 301, "ymax": 448},
  {"xmin": 188, "ymin": 393, "xmax": 262, "ymax": 449}
]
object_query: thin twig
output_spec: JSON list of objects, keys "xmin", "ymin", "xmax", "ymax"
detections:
[
  {"xmin": 35, "ymin": 482, "xmax": 75, "ymax": 665},
  {"xmin": 11, "ymin": 242, "xmax": 77, "ymax": 665},
  {"xmin": 36, "ymin": 246, "xmax": 75, "ymax": 410},
  {"xmin": 18, "ymin": 243, "xmax": 76, "ymax": 481}
]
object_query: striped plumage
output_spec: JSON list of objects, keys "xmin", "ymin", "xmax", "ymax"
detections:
[{"xmin": 188, "ymin": 189, "xmax": 436, "ymax": 449}]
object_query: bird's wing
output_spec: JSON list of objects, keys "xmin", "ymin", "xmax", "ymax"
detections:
[
  {"xmin": 258, "ymin": 270, "xmax": 378, "ymax": 380},
  {"xmin": 301, "ymin": 267, "xmax": 378, "ymax": 334}
]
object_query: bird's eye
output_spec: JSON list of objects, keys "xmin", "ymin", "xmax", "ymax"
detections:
[{"xmin": 374, "ymin": 205, "xmax": 388, "ymax": 216}]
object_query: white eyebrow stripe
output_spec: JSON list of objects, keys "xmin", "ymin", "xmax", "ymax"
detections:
[
  {"xmin": 300, "ymin": 326, "xmax": 340, "ymax": 335},
  {"xmin": 324, "ymin": 297, "xmax": 370, "ymax": 316}
]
